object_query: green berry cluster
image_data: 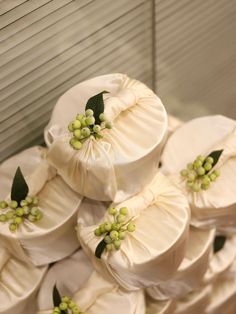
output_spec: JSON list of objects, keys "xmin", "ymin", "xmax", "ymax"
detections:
[
  {"xmin": 0, "ymin": 196, "xmax": 43, "ymax": 232},
  {"xmin": 68, "ymin": 109, "xmax": 112, "ymax": 150},
  {"xmin": 180, "ymin": 155, "xmax": 220, "ymax": 192},
  {"xmin": 52, "ymin": 296, "xmax": 81, "ymax": 314},
  {"xmin": 94, "ymin": 207, "xmax": 135, "ymax": 251}
]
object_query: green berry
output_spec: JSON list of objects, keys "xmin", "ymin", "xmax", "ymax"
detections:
[
  {"xmin": 6, "ymin": 210, "xmax": 15, "ymax": 220},
  {"xmin": 206, "ymin": 156, "xmax": 214, "ymax": 164},
  {"xmin": 20, "ymin": 200, "xmax": 28, "ymax": 207},
  {"xmin": 213, "ymin": 170, "xmax": 220, "ymax": 177},
  {"xmin": 72, "ymin": 120, "xmax": 81, "ymax": 129},
  {"xmin": 9, "ymin": 200, "xmax": 18, "ymax": 209},
  {"xmin": 196, "ymin": 167, "xmax": 205, "ymax": 176},
  {"xmin": 204, "ymin": 162, "xmax": 212, "ymax": 171},
  {"xmin": 72, "ymin": 308, "xmax": 80, "ymax": 314},
  {"xmin": 72, "ymin": 140, "xmax": 82, "ymax": 150},
  {"xmin": 188, "ymin": 171, "xmax": 196, "ymax": 181},
  {"xmin": 118, "ymin": 231, "xmax": 126, "ymax": 240},
  {"xmin": 104, "ymin": 222, "xmax": 112, "ymax": 232},
  {"xmin": 99, "ymin": 224, "xmax": 106, "ymax": 233},
  {"xmin": 114, "ymin": 239, "xmax": 121, "ymax": 250},
  {"xmin": 202, "ymin": 175, "xmax": 211, "ymax": 185},
  {"xmin": 68, "ymin": 122, "xmax": 74, "ymax": 132},
  {"xmin": 193, "ymin": 160, "xmax": 202, "ymax": 169},
  {"xmin": 28, "ymin": 214, "xmax": 36, "ymax": 222},
  {"xmin": 110, "ymin": 230, "xmax": 119, "ymax": 240},
  {"xmin": 25, "ymin": 196, "xmax": 33, "ymax": 204},
  {"xmin": 116, "ymin": 214, "xmax": 126, "ymax": 223},
  {"xmin": 111, "ymin": 223, "xmax": 121, "ymax": 231},
  {"xmin": 186, "ymin": 180, "xmax": 194, "ymax": 188},
  {"xmin": 22, "ymin": 206, "xmax": 30, "ymax": 215},
  {"xmin": 85, "ymin": 116, "xmax": 95, "ymax": 125},
  {"xmin": 85, "ymin": 109, "xmax": 94, "ymax": 116},
  {"xmin": 180, "ymin": 169, "xmax": 188, "ymax": 177},
  {"xmin": 68, "ymin": 301, "xmax": 77, "ymax": 309},
  {"xmin": 36, "ymin": 211, "xmax": 43, "ymax": 221},
  {"xmin": 61, "ymin": 296, "xmax": 70, "ymax": 303},
  {"xmin": 119, "ymin": 207, "xmax": 128, "ymax": 216},
  {"xmin": 108, "ymin": 207, "xmax": 117, "ymax": 215},
  {"xmin": 197, "ymin": 155, "xmax": 205, "ymax": 162},
  {"xmin": 80, "ymin": 117, "xmax": 87, "ymax": 127},
  {"xmin": 14, "ymin": 216, "xmax": 23, "ymax": 224},
  {"xmin": 76, "ymin": 113, "xmax": 84, "ymax": 121},
  {"xmin": 9, "ymin": 223, "xmax": 17, "ymax": 232},
  {"xmin": 32, "ymin": 196, "xmax": 39, "ymax": 205},
  {"xmin": 94, "ymin": 228, "xmax": 101, "ymax": 236},
  {"xmin": 53, "ymin": 309, "xmax": 61, "ymax": 314},
  {"xmin": 106, "ymin": 243, "xmax": 113, "ymax": 251},
  {"xmin": 59, "ymin": 302, "xmax": 68, "ymax": 311},
  {"xmin": 93, "ymin": 125, "xmax": 101, "ymax": 133},
  {"xmin": 0, "ymin": 214, "xmax": 7, "ymax": 222},
  {"xmin": 209, "ymin": 173, "xmax": 216, "ymax": 181},
  {"xmin": 81, "ymin": 127, "xmax": 91, "ymax": 137},
  {"xmin": 99, "ymin": 113, "xmax": 106, "ymax": 122},
  {"xmin": 192, "ymin": 182, "xmax": 201, "ymax": 192},
  {"xmin": 104, "ymin": 235, "xmax": 112, "ymax": 244},
  {"xmin": 127, "ymin": 223, "xmax": 135, "ymax": 232},
  {"xmin": 73, "ymin": 129, "xmax": 81, "ymax": 139},
  {"xmin": 105, "ymin": 121, "xmax": 112, "ymax": 129},
  {"xmin": 201, "ymin": 183, "xmax": 210, "ymax": 190},
  {"xmin": 187, "ymin": 163, "xmax": 193, "ymax": 170},
  {"xmin": 0, "ymin": 201, "xmax": 8, "ymax": 209},
  {"xmin": 16, "ymin": 208, "xmax": 24, "ymax": 216},
  {"xmin": 30, "ymin": 207, "xmax": 39, "ymax": 216}
]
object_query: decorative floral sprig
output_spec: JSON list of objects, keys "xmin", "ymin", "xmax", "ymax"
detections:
[
  {"xmin": 180, "ymin": 150, "xmax": 223, "ymax": 192},
  {"xmin": 94, "ymin": 207, "xmax": 135, "ymax": 258},
  {"xmin": 52, "ymin": 285, "xmax": 81, "ymax": 314},
  {"xmin": 0, "ymin": 167, "xmax": 43, "ymax": 232},
  {"xmin": 68, "ymin": 91, "xmax": 112, "ymax": 150}
]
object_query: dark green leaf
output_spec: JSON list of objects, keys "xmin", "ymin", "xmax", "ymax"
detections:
[
  {"xmin": 53, "ymin": 284, "xmax": 61, "ymax": 307},
  {"xmin": 85, "ymin": 91, "xmax": 109, "ymax": 124},
  {"xmin": 207, "ymin": 149, "xmax": 224, "ymax": 168},
  {"xmin": 213, "ymin": 235, "xmax": 226, "ymax": 253},
  {"xmin": 95, "ymin": 238, "xmax": 107, "ymax": 259},
  {"xmin": 11, "ymin": 167, "xmax": 29, "ymax": 203}
]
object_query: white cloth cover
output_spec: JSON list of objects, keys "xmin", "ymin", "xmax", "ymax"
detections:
[
  {"xmin": 45, "ymin": 73, "xmax": 167, "ymax": 202},
  {"xmin": 0, "ymin": 247, "xmax": 47, "ymax": 314},
  {"xmin": 37, "ymin": 270, "xmax": 145, "ymax": 314},
  {"xmin": 167, "ymin": 114, "xmax": 183, "ymax": 135},
  {"xmin": 206, "ymin": 259, "xmax": 236, "ymax": 314},
  {"xmin": 146, "ymin": 295, "xmax": 175, "ymax": 314},
  {"xmin": 77, "ymin": 172, "xmax": 190, "ymax": 290},
  {"xmin": 37, "ymin": 250, "xmax": 93, "ymax": 311},
  {"xmin": 0, "ymin": 146, "xmax": 83, "ymax": 266},
  {"xmin": 203, "ymin": 234, "xmax": 236, "ymax": 285},
  {"xmin": 147, "ymin": 227, "xmax": 215, "ymax": 299},
  {"xmin": 161, "ymin": 115, "xmax": 236, "ymax": 230},
  {"xmin": 174, "ymin": 285, "xmax": 212, "ymax": 314}
]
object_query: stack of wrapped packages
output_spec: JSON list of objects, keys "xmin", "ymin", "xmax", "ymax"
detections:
[{"xmin": 1, "ymin": 73, "xmax": 236, "ymax": 314}]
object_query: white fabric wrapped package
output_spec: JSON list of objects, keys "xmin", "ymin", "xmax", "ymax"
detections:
[
  {"xmin": 37, "ymin": 251, "xmax": 145, "ymax": 314},
  {"xmin": 37, "ymin": 250, "xmax": 93, "ymax": 312},
  {"xmin": 77, "ymin": 172, "xmax": 190, "ymax": 290},
  {"xmin": 161, "ymin": 115, "xmax": 236, "ymax": 230},
  {"xmin": 0, "ymin": 247, "xmax": 47, "ymax": 314},
  {"xmin": 147, "ymin": 227, "xmax": 215, "ymax": 300},
  {"xmin": 146, "ymin": 295, "xmax": 175, "ymax": 314},
  {"xmin": 45, "ymin": 73, "xmax": 167, "ymax": 202},
  {"xmin": 0, "ymin": 147, "xmax": 83, "ymax": 266}
]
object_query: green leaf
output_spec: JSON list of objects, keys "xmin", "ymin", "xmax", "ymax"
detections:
[
  {"xmin": 213, "ymin": 235, "xmax": 226, "ymax": 253},
  {"xmin": 207, "ymin": 149, "xmax": 224, "ymax": 168},
  {"xmin": 53, "ymin": 284, "xmax": 61, "ymax": 307},
  {"xmin": 85, "ymin": 91, "xmax": 109, "ymax": 124},
  {"xmin": 95, "ymin": 238, "xmax": 107, "ymax": 259},
  {"xmin": 11, "ymin": 167, "xmax": 29, "ymax": 203}
]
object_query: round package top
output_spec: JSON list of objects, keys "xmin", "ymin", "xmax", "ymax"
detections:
[{"xmin": 45, "ymin": 73, "xmax": 167, "ymax": 202}]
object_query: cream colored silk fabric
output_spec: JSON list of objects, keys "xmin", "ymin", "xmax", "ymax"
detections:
[
  {"xmin": 0, "ymin": 247, "xmax": 47, "ymax": 314},
  {"xmin": 0, "ymin": 147, "xmax": 83, "ymax": 266},
  {"xmin": 146, "ymin": 295, "xmax": 176, "ymax": 314},
  {"xmin": 161, "ymin": 115, "xmax": 236, "ymax": 230},
  {"xmin": 77, "ymin": 172, "xmax": 190, "ymax": 290},
  {"xmin": 45, "ymin": 73, "xmax": 167, "ymax": 202},
  {"xmin": 147, "ymin": 227, "xmax": 215, "ymax": 300}
]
